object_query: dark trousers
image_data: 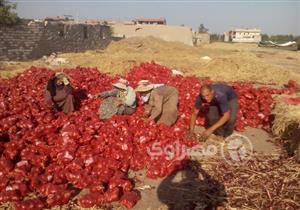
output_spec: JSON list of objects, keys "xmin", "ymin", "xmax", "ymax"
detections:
[{"xmin": 205, "ymin": 98, "xmax": 238, "ymax": 137}]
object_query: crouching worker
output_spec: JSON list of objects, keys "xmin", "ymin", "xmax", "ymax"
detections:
[
  {"xmin": 135, "ymin": 80, "xmax": 178, "ymax": 126},
  {"xmin": 189, "ymin": 84, "xmax": 238, "ymax": 140},
  {"xmin": 96, "ymin": 79, "xmax": 136, "ymax": 119},
  {"xmin": 45, "ymin": 72, "xmax": 75, "ymax": 114}
]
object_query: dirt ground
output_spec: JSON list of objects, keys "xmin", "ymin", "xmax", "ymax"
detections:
[
  {"xmin": 1, "ymin": 37, "xmax": 299, "ymax": 85},
  {"xmin": 128, "ymin": 126, "xmax": 282, "ymax": 210}
]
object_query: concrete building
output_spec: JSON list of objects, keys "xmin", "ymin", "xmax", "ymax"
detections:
[
  {"xmin": 224, "ymin": 31, "xmax": 230, "ymax": 42},
  {"xmin": 112, "ymin": 24, "xmax": 194, "ymax": 46},
  {"xmin": 44, "ymin": 15, "xmax": 74, "ymax": 22},
  {"xmin": 112, "ymin": 17, "xmax": 212, "ymax": 46},
  {"xmin": 193, "ymin": 32, "xmax": 210, "ymax": 45},
  {"xmin": 224, "ymin": 28, "xmax": 262, "ymax": 43}
]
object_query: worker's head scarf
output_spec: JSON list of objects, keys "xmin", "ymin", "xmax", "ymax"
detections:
[
  {"xmin": 112, "ymin": 78, "xmax": 129, "ymax": 90},
  {"xmin": 55, "ymin": 72, "xmax": 70, "ymax": 85}
]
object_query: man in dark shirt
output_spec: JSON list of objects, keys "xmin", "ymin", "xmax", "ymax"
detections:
[{"xmin": 189, "ymin": 84, "xmax": 238, "ymax": 139}]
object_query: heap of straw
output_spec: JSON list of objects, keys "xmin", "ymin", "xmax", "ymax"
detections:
[
  {"xmin": 271, "ymin": 94, "xmax": 300, "ymax": 137},
  {"xmin": 196, "ymin": 153, "xmax": 300, "ymax": 210}
]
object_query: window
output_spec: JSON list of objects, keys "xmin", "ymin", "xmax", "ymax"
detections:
[
  {"xmin": 58, "ymin": 30, "xmax": 64, "ymax": 37},
  {"xmin": 83, "ymin": 26, "xmax": 88, "ymax": 39},
  {"xmin": 58, "ymin": 25, "xmax": 64, "ymax": 37}
]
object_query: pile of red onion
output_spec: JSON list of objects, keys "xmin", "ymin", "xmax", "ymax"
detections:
[{"xmin": 0, "ymin": 63, "xmax": 296, "ymax": 209}]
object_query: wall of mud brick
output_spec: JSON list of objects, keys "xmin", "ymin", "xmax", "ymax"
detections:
[{"xmin": 0, "ymin": 20, "xmax": 112, "ymax": 61}]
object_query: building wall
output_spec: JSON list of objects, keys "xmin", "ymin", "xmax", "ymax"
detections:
[
  {"xmin": 112, "ymin": 24, "xmax": 194, "ymax": 46},
  {"xmin": 224, "ymin": 32, "xmax": 230, "ymax": 42},
  {"xmin": 224, "ymin": 29, "xmax": 262, "ymax": 43},
  {"xmin": 0, "ymin": 21, "xmax": 112, "ymax": 61},
  {"xmin": 231, "ymin": 31, "xmax": 261, "ymax": 43},
  {"xmin": 193, "ymin": 33, "xmax": 210, "ymax": 46}
]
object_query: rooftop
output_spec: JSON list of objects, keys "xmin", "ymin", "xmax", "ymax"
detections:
[
  {"xmin": 134, "ymin": 18, "xmax": 166, "ymax": 22},
  {"xmin": 233, "ymin": 28, "xmax": 261, "ymax": 32}
]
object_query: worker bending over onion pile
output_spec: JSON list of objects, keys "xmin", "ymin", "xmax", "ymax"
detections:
[
  {"xmin": 96, "ymin": 78, "xmax": 136, "ymax": 119},
  {"xmin": 189, "ymin": 84, "xmax": 238, "ymax": 139},
  {"xmin": 45, "ymin": 72, "xmax": 75, "ymax": 114},
  {"xmin": 135, "ymin": 80, "xmax": 179, "ymax": 126}
]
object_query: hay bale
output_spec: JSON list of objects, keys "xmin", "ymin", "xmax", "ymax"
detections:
[{"xmin": 272, "ymin": 94, "xmax": 300, "ymax": 162}]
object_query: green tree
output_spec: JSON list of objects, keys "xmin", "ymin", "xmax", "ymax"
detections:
[
  {"xmin": 198, "ymin": 24, "xmax": 209, "ymax": 33},
  {"xmin": 295, "ymin": 35, "xmax": 300, "ymax": 50},
  {"xmin": 210, "ymin": 34, "xmax": 224, "ymax": 42},
  {"xmin": 0, "ymin": 0, "xmax": 20, "ymax": 25},
  {"xmin": 269, "ymin": 35, "xmax": 295, "ymax": 43},
  {"xmin": 261, "ymin": 34, "xmax": 269, "ymax": 41}
]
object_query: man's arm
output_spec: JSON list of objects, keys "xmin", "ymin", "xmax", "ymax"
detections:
[
  {"xmin": 44, "ymin": 89, "xmax": 54, "ymax": 108},
  {"xmin": 190, "ymin": 95, "xmax": 202, "ymax": 134},
  {"xmin": 96, "ymin": 89, "xmax": 118, "ymax": 98},
  {"xmin": 53, "ymin": 85, "xmax": 73, "ymax": 102},
  {"xmin": 189, "ymin": 108, "xmax": 200, "ymax": 134},
  {"xmin": 208, "ymin": 111, "xmax": 230, "ymax": 132},
  {"xmin": 123, "ymin": 87, "xmax": 136, "ymax": 107},
  {"xmin": 202, "ymin": 94, "xmax": 231, "ymax": 138},
  {"xmin": 202, "ymin": 103, "xmax": 230, "ymax": 138},
  {"xmin": 149, "ymin": 94, "xmax": 163, "ymax": 120}
]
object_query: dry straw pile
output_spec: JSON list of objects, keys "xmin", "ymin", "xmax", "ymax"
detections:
[{"xmin": 1, "ymin": 37, "xmax": 300, "ymax": 86}]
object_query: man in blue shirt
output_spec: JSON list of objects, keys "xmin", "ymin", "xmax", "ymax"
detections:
[{"xmin": 189, "ymin": 84, "xmax": 238, "ymax": 139}]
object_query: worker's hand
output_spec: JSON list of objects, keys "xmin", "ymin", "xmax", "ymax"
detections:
[
  {"xmin": 200, "ymin": 128, "xmax": 214, "ymax": 140},
  {"xmin": 45, "ymin": 98, "xmax": 53, "ymax": 108},
  {"xmin": 143, "ymin": 117, "xmax": 150, "ymax": 123},
  {"xmin": 52, "ymin": 105, "xmax": 59, "ymax": 113},
  {"xmin": 114, "ymin": 99, "xmax": 124, "ymax": 107},
  {"xmin": 143, "ymin": 110, "xmax": 151, "ymax": 118},
  {"xmin": 187, "ymin": 131, "xmax": 197, "ymax": 139},
  {"xmin": 94, "ymin": 93, "xmax": 101, "ymax": 99},
  {"xmin": 143, "ymin": 118, "xmax": 155, "ymax": 125}
]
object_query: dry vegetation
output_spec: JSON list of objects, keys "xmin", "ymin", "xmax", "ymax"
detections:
[
  {"xmin": 272, "ymin": 94, "xmax": 300, "ymax": 136},
  {"xmin": 1, "ymin": 37, "xmax": 299, "ymax": 85},
  {"xmin": 194, "ymin": 154, "xmax": 300, "ymax": 209}
]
